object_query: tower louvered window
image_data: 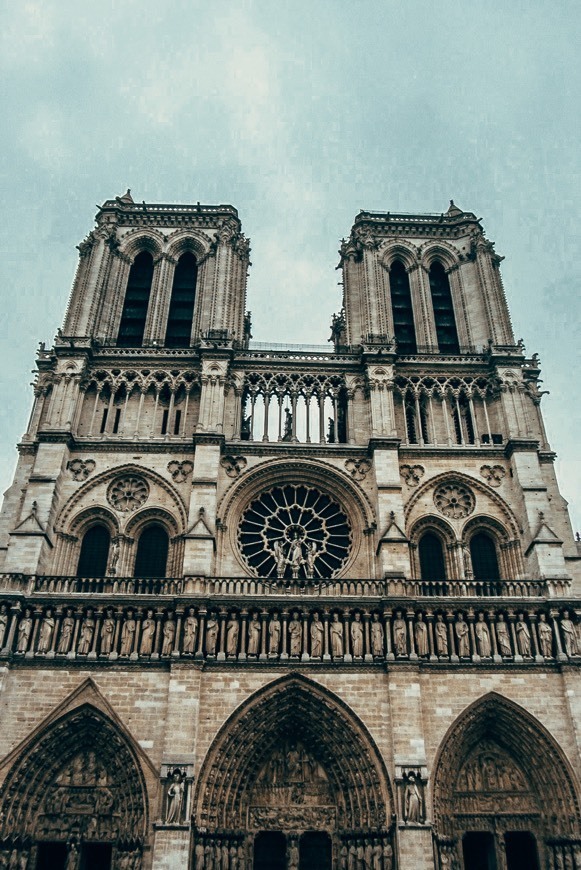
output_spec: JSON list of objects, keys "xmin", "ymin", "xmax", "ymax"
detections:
[
  {"xmin": 117, "ymin": 251, "xmax": 154, "ymax": 347},
  {"xmin": 389, "ymin": 260, "xmax": 417, "ymax": 354},
  {"xmin": 429, "ymin": 261, "xmax": 460, "ymax": 354},
  {"xmin": 165, "ymin": 251, "xmax": 198, "ymax": 347}
]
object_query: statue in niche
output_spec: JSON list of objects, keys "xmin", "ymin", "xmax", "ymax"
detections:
[
  {"xmin": 496, "ymin": 614, "xmax": 512, "ymax": 656},
  {"xmin": 229, "ymin": 843, "xmax": 239, "ymax": 870},
  {"xmin": 100, "ymin": 608, "xmax": 115, "ymax": 654},
  {"xmin": 356, "ymin": 841, "xmax": 364, "ymax": 869},
  {"xmin": 18, "ymin": 851, "xmax": 28, "ymax": 870},
  {"xmin": 383, "ymin": 841, "xmax": 393, "ymax": 869},
  {"xmin": 140, "ymin": 609, "xmax": 155, "ymax": 655},
  {"xmin": 107, "ymin": 539, "xmax": 119, "ymax": 575},
  {"xmin": 538, "ymin": 612, "xmax": 553, "ymax": 657},
  {"xmin": 120, "ymin": 609, "xmax": 136, "ymax": 656},
  {"xmin": 371, "ymin": 613, "xmax": 384, "ymax": 657},
  {"xmin": 238, "ymin": 843, "xmax": 246, "ymax": 870},
  {"xmin": 221, "ymin": 842, "xmax": 229, "ymax": 870},
  {"xmin": 65, "ymin": 842, "xmax": 79, "ymax": 870},
  {"xmin": 475, "ymin": 613, "xmax": 491, "ymax": 657},
  {"xmin": 289, "ymin": 535, "xmax": 303, "ymax": 579},
  {"xmin": 274, "ymin": 540, "xmax": 286, "ymax": 579},
  {"xmin": 288, "ymin": 841, "xmax": 299, "ymax": 870},
  {"xmin": 365, "ymin": 840, "xmax": 373, "ymax": 869},
  {"xmin": 77, "ymin": 608, "xmax": 95, "ymax": 655},
  {"xmin": 289, "ymin": 611, "xmax": 302, "ymax": 656},
  {"xmin": 414, "ymin": 613, "xmax": 428, "ymax": 657},
  {"xmin": 348, "ymin": 841, "xmax": 357, "ymax": 870},
  {"xmin": 455, "ymin": 614, "xmax": 470, "ymax": 657},
  {"xmin": 561, "ymin": 611, "xmax": 578, "ymax": 656},
  {"xmin": 194, "ymin": 842, "xmax": 204, "ymax": 868},
  {"xmin": 205, "ymin": 613, "xmax": 219, "ymax": 656},
  {"xmin": 165, "ymin": 768, "xmax": 185, "ymax": 824},
  {"xmin": 268, "ymin": 612, "xmax": 281, "ymax": 655},
  {"xmin": 350, "ymin": 612, "xmax": 364, "ymax": 657},
  {"xmin": 403, "ymin": 771, "xmax": 423, "ymax": 823},
  {"xmin": 56, "ymin": 608, "xmax": 74, "ymax": 655},
  {"xmin": 331, "ymin": 612, "xmax": 344, "ymax": 657},
  {"xmin": 247, "ymin": 611, "xmax": 261, "ymax": 655},
  {"xmin": 162, "ymin": 613, "xmax": 176, "ymax": 656},
  {"xmin": 393, "ymin": 611, "xmax": 407, "ymax": 655},
  {"xmin": 435, "ymin": 613, "xmax": 448, "ymax": 655},
  {"xmin": 372, "ymin": 840, "xmax": 383, "ymax": 870},
  {"xmin": 305, "ymin": 541, "xmax": 317, "ymax": 579},
  {"xmin": 37, "ymin": 608, "xmax": 55, "ymax": 653},
  {"xmin": 0, "ymin": 604, "xmax": 8, "ymax": 648},
  {"xmin": 183, "ymin": 607, "xmax": 198, "ymax": 654},
  {"xmin": 226, "ymin": 613, "xmax": 239, "ymax": 656},
  {"xmin": 311, "ymin": 612, "xmax": 324, "ymax": 657},
  {"xmin": 16, "ymin": 608, "xmax": 32, "ymax": 653},
  {"xmin": 516, "ymin": 613, "xmax": 531, "ymax": 656},
  {"xmin": 339, "ymin": 843, "xmax": 348, "ymax": 870},
  {"xmin": 204, "ymin": 842, "xmax": 213, "ymax": 869}
]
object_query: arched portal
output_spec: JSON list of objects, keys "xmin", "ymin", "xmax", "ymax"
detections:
[
  {"xmin": 432, "ymin": 693, "xmax": 581, "ymax": 870},
  {"xmin": 0, "ymin": 703, "xmax": 148, "ymax": 869},
  {"xmin": 191, "ymin": 675, "xmax": 395, "ymax": 867}
]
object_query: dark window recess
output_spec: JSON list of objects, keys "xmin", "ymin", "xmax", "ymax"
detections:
[
  {"xmin": 390, "ymin": 260, "xmax": 417, "ymax": 354},
  {"xmin": 161, "ymin": 409, "xmax": 169, "ymax": 435},
  {"xmin": 117, "ymin": 251, "xmax": 154, "ymax": 347},
  {"xmin": 429, "ymin": 261, "xmax": 460, "ymax": 354},
  {"xmin": 77, "ymin": 524, "xmax": 110, "ymax": 577},
  {"xmin": 462, "ymin": 831, "xmax": 497, "ymax": 870},
  {"xmin": 80, "ymin": 843, "xmax": 113, "ymax": 870},
  {"xmin": 36, "ymin": 843, "xmax": 68, "ymax": 870},
  {"xmin": 174, "ymin": 409, "xmax": 182, "ymax": 435},
  {"xmin": 470, "ymin": 533, "xmax": 500, "ymax": 581},
  {"xmin": 165, "ymin": 251, "xmax": 197, "ymax": 347},
  {"xmin": 254, "ymin": 831, "xmax": 287, "ymax": 870},
  {"xmin": 453, "ymin": 396, "xmax": 475, "ymax": 444},
  {"xmin": 112, "ymin": 408, "xmax": 121, "ymax": 434},
  {"xmin": 100, "ymin": 408, "xmax": 108, "ymax": 434},
  {"xmin": 419, "ymin": 402, "xmax": 430, "ymax": 443},
  {"xmin": 405, "ymin": 397, "xmax": 417, "ymax": 443},
  {"xmin": 419, "ymin": 532, "xmax": 446, "ymax": 581},
  {"xmin": 134, "ymin": 524, "xmax": 169, "ymax": 578},
  {"xmin": 504, "ymin": 832, "xmax": 540, "ymax": 870}
]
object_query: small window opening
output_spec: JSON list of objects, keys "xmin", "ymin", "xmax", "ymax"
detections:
[
  {"xmin": 100, "ymin": 408, "xmax": 108, "ymax": 434},
  {"xmin": 173, "ymin": 409, "xmax": 182, "ymax": 435},
  {"xmin": 112, "ymin": 408, "xmax": 121, "ymax": 434}
]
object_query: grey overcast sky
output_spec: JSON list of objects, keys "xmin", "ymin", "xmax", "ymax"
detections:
[{"xmin": 0, "ymin": 0, "xmax": 580, "ymax": 531}]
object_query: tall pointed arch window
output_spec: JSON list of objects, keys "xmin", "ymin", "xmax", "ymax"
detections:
[
  {"xmin": 429, "ymin": 261, "xmax": 459, "ymax": 353},
  {"xmin": 117, "ymin": 251, "xmax": 154, "ymax": 347},
  {"xmin": 470, "ymin": 532, "xmax": 500, "ymax": 580},
  {"xmin": 165, "ymin": 251, "xmax": 198, "ymax": 347},
  {"xmin": 389, "ymin": 260, "xmax": 417, "ymax": 354},
  {"xmin": 418, "ymin": 532, "xmax": 446, "ymax": 581},
  {"xmin": 77, "ymin": 524, "xmax": 110, "ymax": 577},
  {"xmin": 134, "ymin": 524, "xmax": 169, "ymax": 578}
]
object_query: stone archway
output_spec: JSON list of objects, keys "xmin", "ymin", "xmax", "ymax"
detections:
[
  {"xmin": 432, "ymin": 692, "xmax": 581, "ymax": 870},
  {"xmin": 192, "ymin": 675, "xmax": 395, "ymax": 868},
  {"xmin": 0, "ymin": 702, "xmax": 149, "ymax": 869}
]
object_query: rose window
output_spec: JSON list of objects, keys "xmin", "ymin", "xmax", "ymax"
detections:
[
  {"xmin": 434, "ymin": 482, "xmax": 475, "ymax": 520},
  {"xmin": 238, "ymin": 484, "xmax": 352, "ymax": 580},
  {"xmin": 107, "ymin": 476, "xmax": 149, "ymax": 513}
]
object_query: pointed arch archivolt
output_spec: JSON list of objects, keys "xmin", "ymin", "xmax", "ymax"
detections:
[{"xmin": 193, "ymin": 674, "xmax": 392, "ymax": 833}]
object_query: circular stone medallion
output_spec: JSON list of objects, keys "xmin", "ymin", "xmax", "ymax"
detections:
[
  {"xmin": 107, "ymin": 476, "xmax": 149, "ymax": 513},
  {"xmin": 433, "ymin": 482, "xmax": 475, "ymax": 520}
]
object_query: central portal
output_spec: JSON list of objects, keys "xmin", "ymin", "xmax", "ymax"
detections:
[{"xmin": 252, "ymin": 831, "xmax": 332, "ymax": 870}]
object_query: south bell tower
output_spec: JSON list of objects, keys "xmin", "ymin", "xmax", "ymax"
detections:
[{"xmin": 0, "ymin": 196, "xmax": 579, "ymax": 870}]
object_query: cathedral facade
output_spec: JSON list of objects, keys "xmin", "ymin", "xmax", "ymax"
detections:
[{"xmin": 0, "ymin": 193, "xmax": 579, "ymax": 870}]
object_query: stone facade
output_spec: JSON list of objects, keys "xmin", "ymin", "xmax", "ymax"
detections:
[{"xmin": 0, "ymin": 192, "xmax": 579, "ymax": 869}]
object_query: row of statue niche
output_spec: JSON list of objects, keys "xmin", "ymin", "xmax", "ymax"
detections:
[
  {"xmin": 193, "ymin": 838, "xmax": 245, "ymax": 870},
  {"xmin": 6, "ymin": 604, "xmax": 580, "ymax": 660},
  {"xmin": 339, "ymin": 838, "xmax": 394, "ymax": 870},
  {"xmin": 0, "ymin": 847, "xmax": 30, "ymax": 870}
]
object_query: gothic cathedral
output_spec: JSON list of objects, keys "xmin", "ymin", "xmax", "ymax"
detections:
[{"xmin": 0, "ymin": 193, "xmax": 579, "ymax": 870}]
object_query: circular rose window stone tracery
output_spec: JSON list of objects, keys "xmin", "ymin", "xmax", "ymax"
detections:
[
  {"xmin": 433, "ymin": 482, "xmax": 475, "ymax": 520},
  {"xmin": 107, "ymin": 475, "xmax": 149, "ymax": 513},
  {"xmin": 238, "ymin": 484, "xmax": 352, "ymax": 580}
]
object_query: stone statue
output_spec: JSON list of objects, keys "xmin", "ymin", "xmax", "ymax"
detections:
[
  {"xmin": 274, "ymin": 539, "xmax": 286, "ymax": 579},
  {"xmin": 340, "ymin": 844, "xmax": 348, "ymax": 870},
  {"xmin": 0, "ymin": 604, "xmax": 8, "ymax": 649},
  {"xmin": 268, "ymin": 612, "xmax": 281, "ymax": 654},
  {"xmin": 331, "ymin": 612, "xmax": 344, "ymax": 657},
  {"xmin": 475, "ymin": 613, "xmax": 491, "ymax": 656},
  {"xmin": 435, "ymin": 613, "xmax": 448, "ymax": 656},
  {"xmin": 183, "ymin": 608, "xmax": 198, "ymax": 654},
  {"xmin": 107, "ymin": 539, "xmax": 119, "ymax": 575},
  {"xmin": 455, "ymin": 614, "xmax": 470, "ymax": 657},
  {"xmin": 206, "ymin": 613, "xmax": 219, "ymax": 656},
  {"xmin": 229, "ymin": 844, "xmax": 238, "ymax": 870},
  {"xmin": 371, "ymin": 613, "xmax": 384, "ymax": 657},
  {"xmin": 100, "ymin": 608, "xmax": 115, "ymax": 654},
  {"xmin": 404, "ymin": 771, "xmax": 422, "ymax": 823},
  {"xmin": 364, "ymin": 839, "xmax": 373, "ymax": 870},
  {"xmin": 372, "ymin": 841, "xmax": 383, "ymax": 870},
  {"xmin": 348, "ymin": 841, "xmax": 357, "ymax": 870},
  {"xmin": 414, "ymin": 613, "xmax": 428, "ymax": 656},
  {"xmin": 350, "ymin": 612, "xmax": 364, "ymax": 657},
  {"xmin": 393, "ymin": 611, "xmax": 407, "ymax": 655},
  {"xmin": 538, "ymin": 612, "xmax": 553, "ymax": 657},
  {"xmin": 37, "ymin": 608, "xmax": 55, "ymax": 653},
  {"xmin": 17, "ymin": 852, "xmax": 27, "ymax": 870},
  {"xmin": 226, "ymin": 614, "xmax": 239, "ymax": 656},
  {"xmin": 496, "ymin": 614, "xmax": 512, "ymax": 656},
  {"xmin": 162, "ymin": 613, "xmax": 176, "ymax": 656},
  {"xmin": 383, "ymin": 840, "xmax": 393, "ymax": 870},
  {"xmin": 516, "ymin": 613, "xmax": 531, "ymax": 656},
  {"xmin": 310, "ymin": 612, "xmax": 324, "ymax": 657},
  {"xmin": 306, "ymin": 541, "xmax": 317, "ymax": 579},
  {"xmin": 140, "ymin": 609, "xmax": 156, "ymax": 655},
  {"xmin": 237, "ymin": 843, "xmax": 245, "ymax": 870},
  {"xmin": 65, "ymin": 842, "xmax": 79, "ymax": 870},
  {"xmin": 194, "ymin": 842, "xmax": 205, "ymax": 868},
  {"xmin": 57, "ymin": 608, "xmax": 75, "ymax": 654},
  {"xmin": 120, "ymin": 609, "xmax": 136, "ymax": 656},
  {"xmin": 16, "ymin": 608, "xmax": 32, "ymax": 653},
  {"xmin": 289, "ymin": 535, "xmax": 303, "ymax": 578},
  {"xmin": 77, "ymin": 609, "xmax": 95, "ymax": 655},
  {"xmin": 247, "ymin": 612, "xmax": 261, "ymax": 655},
  {"xmin": 221, "ymin": 842, "xmax": 229, "ymax": 870},
  {"xmin": 165, "ymin": 768, "xmax": 185, "ymax": 824},
  {"xmin": 288, "ymin": 611, "xmax": 302, "ymax": 656},
  {"xmin": 561, "ymin": 611, "xmax": 578, "ymax": 657},
  {"xmin": 288, "ymin": 841, "xmax": 299, "ymax": 870},
  {"xmin": 204, "ymin": 842, "xmax": 213, "ymax": 870}
]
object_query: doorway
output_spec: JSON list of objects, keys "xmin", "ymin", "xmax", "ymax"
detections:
[
  {"xmin": 462, "ymin": 831, "xmax": 497, "ymax": 870},
  {"xmin": 253, "ymin": 831, "xmax": 286, "ymax": 870},
  {"xmin": 299, "ymin": 832, "xmax": 332, "ymax": 870},
  {"xmin": 36, "ymin": 842, "xmax": 68, "ymax": 870},
  {"xmin": 504, "ymin": 832, "xmax": 540, "ymax": 870}
]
